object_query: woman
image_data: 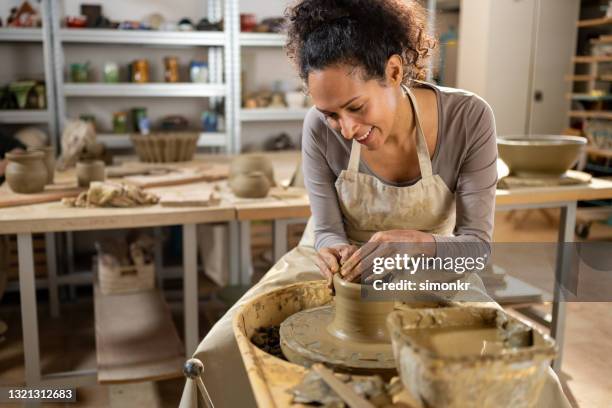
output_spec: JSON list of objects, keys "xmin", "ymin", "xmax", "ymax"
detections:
[{"xmin": 181, "ymin": 1, "xmax": 569, "ymax": 406}]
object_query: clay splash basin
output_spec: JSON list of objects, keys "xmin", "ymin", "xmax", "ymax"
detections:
[
  {"xmin": 497, "ymin": 135, "xmax": 586, "ymax": 177},
  {"xmin": 387, "ymin": 307, "xmax": 556, "ymax": 408}
]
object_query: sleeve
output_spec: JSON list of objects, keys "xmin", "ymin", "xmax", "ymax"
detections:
[
  {"xmin": 301, "ymin": 108, "xmax": 350, "ymax": 250},
  {"xmin": 433, "ymin": 95, "xmax": 498, "ymax": 261}
]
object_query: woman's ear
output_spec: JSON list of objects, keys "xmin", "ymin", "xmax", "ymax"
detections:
[{"xmin": 385, "ymin": 55, "xmax": 404, "ymax": 86}]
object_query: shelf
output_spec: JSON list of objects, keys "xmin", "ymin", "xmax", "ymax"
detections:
[
  {"xmin": 586, "ymin": 145, "xmax": 612, "ymax": 159},
  {"xmin": 94, "ymin": 285, "xmax": 185, "ymax": 384},
  {"xmin": 569, "ymin": 110, "xmax": 612, "ymax": 120},
  {"xmin": 568, "ymin": 93, "xmax": 612, "ymax": 101},
  {"xmin": 572, "ymin": 55, "xmax": 612, "ymax": 63},
  {"xmin": 565, "ymin": 75, "xmax": 595, "ymax": 81},
  {"xmin": 63, "ymin": 83, "xmax": 226, "ymax": 97},
  {"xmin": 240, "ymin": 32, "xmax": 286, "ymax": 47},
  {"xmin": 591, "ymin": 35, "xmax": 612, "ymax": 44},
  {"xmin": 0, "ymin": 110, "xmax": 49, "ymax": 124},
  {"xmin": 97, "ymin": 132, "xmax": 227, "ymax": 148},
  {"xmin": 577, "ymin": 16, "xmax": 612, "ymax": 28},
  {"xmin": 240, "ymin": 107, "xmax": 310, "ymax": 121},
  {"xmin": 59, "ymin": 28, "xmax": 225, "ymax": 46},
  {"xmin": 0, "ymin": 28, "xmax": 43, "ymax": 42}
]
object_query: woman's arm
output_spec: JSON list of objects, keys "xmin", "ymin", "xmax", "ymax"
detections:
[
  {"xmin": 432, "ymin": 96, "xmax": 498, "ymax": 260},
  {"xmin": 301, "ymin": 108, "xmax": 350, "ymax": 250}
]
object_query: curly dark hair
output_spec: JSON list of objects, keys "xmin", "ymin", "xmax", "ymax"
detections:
[{"xmin": 285, "ymin": 0, "xmax": 435, "ymax": 87}]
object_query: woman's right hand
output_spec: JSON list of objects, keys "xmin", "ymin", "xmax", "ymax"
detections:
[{"xmin": 316, "ymin": 244, "xmax": 358, "ymax": 288}]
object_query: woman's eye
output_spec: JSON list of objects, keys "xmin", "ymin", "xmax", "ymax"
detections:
[{"xmin": 348, "ymin": 104, "xmax": 364, "ymax": 113}]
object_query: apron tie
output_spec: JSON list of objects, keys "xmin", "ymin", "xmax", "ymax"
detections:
[{"xmin": 184, "ymin": 358, "xmax": 215, "ymax": 408}]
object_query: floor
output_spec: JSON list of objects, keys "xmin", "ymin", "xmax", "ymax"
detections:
[{"xmin": 0, "ymin": 210, "xmax": 611, "ymax": 407}]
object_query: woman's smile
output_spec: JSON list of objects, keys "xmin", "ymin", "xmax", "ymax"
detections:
[{"xmin": 355, "ymin": 126, "xmax": 374, "ymax": 145}]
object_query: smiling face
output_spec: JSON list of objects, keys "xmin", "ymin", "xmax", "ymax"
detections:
[{"xmin": 307, "ymin": 57, "xmax": 405, "ymax": 150}]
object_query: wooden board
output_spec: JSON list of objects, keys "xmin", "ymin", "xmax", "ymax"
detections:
[
  {"xmin": 94, "ymin": 285, "xmax": 185, "ymax": 384},
  {"xmin": 0, "ymin": 182, "xmax": 83, "ymax": 208},
  {"xmin": 124, "ymin": 165, "xmax": 228, "ymax": 188},
  {"xmin": 490, "ymin": 276, "xmax": 546, "ymax": 305}
]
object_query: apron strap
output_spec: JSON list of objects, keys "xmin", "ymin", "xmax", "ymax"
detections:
[
  {"xmin": 403, "ymin": 85, "xmax": 434, "ymax": 178},
  {"xmin": 347, "ymin": 138, "xmax": 362, "ymax": 172}
]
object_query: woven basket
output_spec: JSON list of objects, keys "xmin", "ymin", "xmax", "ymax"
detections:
[
  {"xmin": 97, "ymin": 254, "xmax": 155, "ymax": 295},
  {"xmin": 131, "ymin": 132, "xmax": 200, "ymax": 163}
]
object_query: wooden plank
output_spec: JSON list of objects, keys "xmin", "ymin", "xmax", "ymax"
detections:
[
  {"xmin": 124, "ymin": 165, "xmax": 228, "ymax": 188},
  {"xmin": 567, "ymin": 93, "xmax": 612, "ymax": 101},
  {"xmin": 94, "ymin": 285, "xmax": 185, "ymax": 384},
  {"xmin": 0, "ymin": 184, "xmax": 83, "ymax": 209},
  {"xmin": 564, "ymin": 75, "xmax": 595, "ymax": 81},
  {"xmin": 572, "ymin": 55, "xmax": 612, "ymax": 63},
  {"xmin": 577, "ymin": 16, "xmax": 612, "ymax": 28},
  {"xmin": 569, "ymin": 110, "xmax": 612, "ymax": 120}
]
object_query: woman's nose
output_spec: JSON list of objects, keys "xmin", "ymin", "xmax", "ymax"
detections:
[{"xmin": 339, "ymin": 117, "xmax": 359, "ymax": 140}]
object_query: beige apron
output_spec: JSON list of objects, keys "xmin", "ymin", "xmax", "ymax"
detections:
[{"xmin": 180, "ymin": 86, "xmax": 570, "ymax": 408}]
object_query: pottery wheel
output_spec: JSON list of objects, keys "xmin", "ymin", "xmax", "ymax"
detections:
[{"xmin": 279, "ymin": 305, "xmax": 396, "ymax": 375}]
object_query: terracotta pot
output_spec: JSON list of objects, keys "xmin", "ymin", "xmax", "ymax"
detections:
[
  {"xmin": 76, "ymin": 160, "xmax": 106, "ymax": 188},
  {"xmin": 28, "ymin": 145, "xmax": 55, "ymax": 184},
  {"xmin": 5, "ymin": 151, "xmax": 48, "ymax": 194},
  {"xmin": 229, "ymin": 172, "xmax": 271, "ymax": 198},
  {"xmin": 229, "ymin": 154, "xmax": 275, "ymax": 186}
]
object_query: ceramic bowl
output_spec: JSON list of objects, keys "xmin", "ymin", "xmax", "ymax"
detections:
[{"xmin": 497, "ymin": 135, "xmax": 586, "ymax": 177}]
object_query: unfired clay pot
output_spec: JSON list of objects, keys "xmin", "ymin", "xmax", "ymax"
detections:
[
  {"xmin": 229, "ymin": 171, "xmax": 271, "ymax": 198},
  {"xmin": 229, "ymin": 154, "xmax": 275, "ymax": 187},
  {"xmin": 5, "ymin": 151, "xmax": 48, "ymax": 194},
  {"xmin": 76, "ymin": 160, "xmax": 106, "ymax": 188},
  {"xmin": 28, "ymin": 146, "xmax": 55, "ymax": 184}
]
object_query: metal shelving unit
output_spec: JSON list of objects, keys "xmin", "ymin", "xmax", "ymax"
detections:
[
  {"xmin": 49, "ymin": 0, "xmax": 238, "ymax": 152},
  {"xmin": 97, "ymin": 132, "xmax": 227, "ymax": 149},
  {"xmin": 59, "ymin": 28, "xmax": 226, "ymax": 46},
  {"xmin": 0, "ymin": 110, "xmax": 50, "ymax": 124},
  {"xmin": 0, "ymin": 27, "xmax": 43, "ymax": 42},
  {"xmin": 63, "ymin": 83, "xmax": 227, "ymax": 98},
  {"xmin": 0, "ymin": 2, "xmax": 59, "ymax": 151},
  {"xmin": 240, "ymin": 107, "xmax": 309, "ymax": 122},
  {"xmin": 239, "ymin": 32, "xmax": 285, "ymax": 47}
]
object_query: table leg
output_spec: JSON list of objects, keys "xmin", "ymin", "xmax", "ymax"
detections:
[
  {"xmin": 183, "ymin": 224, "xmax": 198, "ymax": 357},
  {"xmin": 273, "ymin": 220, "xmax": 288, "ymax": 262},
  {"xmin": 153, "ymin": 227, "xmax": 164, "ymax": 291},
  {"xmin": 45, "ymin": 232, "xmax": 60, "ymax": 318},
  {"xmin": 239, "ymin": 221, "xmax": 252, "ymax": 286},
  {"xmin": 18, "ymin": 233, "xmax": 42, "ymax": 385},
  {"xmin": 65, "ymin": 231, "xmax": 76, "ymax": 300},
  {"xmin": 550, "ymin": 202, "xmax": 577, "ymax": 373},
  {"xmin": 228, "ymin": 221, "xmax": 240, "ymax": 285}
]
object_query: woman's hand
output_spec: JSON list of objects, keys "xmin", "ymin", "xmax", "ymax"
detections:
[
  {"xmin": 316, "ymin": 244, "xmax": 358, "ymax": 288},
  {"xmin": 340, "ymin": 230, "xmax": 435, "ymax": 283}
]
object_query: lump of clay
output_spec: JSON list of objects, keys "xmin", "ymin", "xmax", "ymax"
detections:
[{"xmin": 62, "ymin": 181, "xmax": 159, "ymax": 208}]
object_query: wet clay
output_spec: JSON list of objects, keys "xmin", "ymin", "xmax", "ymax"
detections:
[
  {"xmin": 5, "ymin": 151, "xmax": 48, "ymax": 194},
  {"xmin": 280, "ymin": 275, "xmax": 396, "ymax": 375},
  {"xmin": 404, "ymin": 326, "xmax": 506, "ymax": 357}
]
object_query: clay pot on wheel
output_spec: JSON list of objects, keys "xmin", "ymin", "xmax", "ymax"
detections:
[
  {"xmin": 229, "ymin": 154, "xmax": 275, "ymax": 187},
  {"xmin": 229, "ymin": 171, "xmax": 271, "ymax": 198},
  {"xmin": 76, "ymin": 160, "xmax": 106, "ymax": 188},
  {"xmin": 5, "ymin": 151, "xmax": 48, "ymax": 194},
  {"xmin": 28, "ymin": 146, "xmax": 55, "ymax": 184}
]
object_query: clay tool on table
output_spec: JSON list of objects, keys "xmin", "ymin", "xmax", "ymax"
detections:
[{"xmin": 311, "ymin": 364, "xmax": 376, "ymax": 408}]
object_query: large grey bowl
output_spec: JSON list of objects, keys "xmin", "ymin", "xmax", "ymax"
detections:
[{"xmin": 497, "ymin": 135, "xmax": 586, "ymax": 177}]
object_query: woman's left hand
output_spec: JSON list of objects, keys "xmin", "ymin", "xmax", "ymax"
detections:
[{"xmin": 339, "ymin": 229, "xmax": 435, "ymax": 283}]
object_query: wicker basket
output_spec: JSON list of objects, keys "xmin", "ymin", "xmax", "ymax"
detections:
[
  {"xmin": 131, "ymin": 132, "xmax": 200, "ymax": 163},
  {"xmin": 97, "ymin": 254, "xmax": 155, "ymax": 295}
]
